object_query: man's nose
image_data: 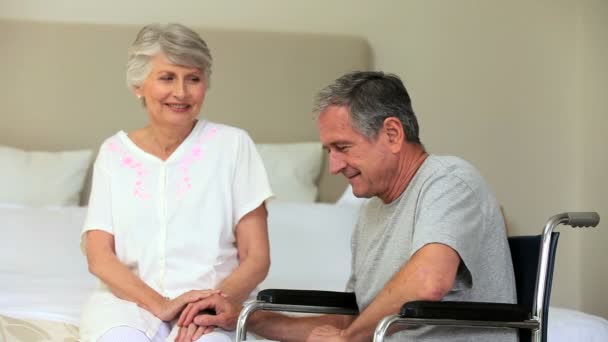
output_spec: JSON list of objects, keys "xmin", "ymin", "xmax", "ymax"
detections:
[{"xmin": 328, "ymin": 152, "xmax": 347, "ymax": 175}]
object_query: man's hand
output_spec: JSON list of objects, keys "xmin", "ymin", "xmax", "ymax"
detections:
[
  {"xmin": 306, "ymin": 325, "xmax": 349, "ymax": 342},
  {"xmin": 156, "ymin": 289, "xmax": 221, "ymax": 322},
  {"xmin": 177, "ymin": 293, "xmax": 241, "ymax": 331}
]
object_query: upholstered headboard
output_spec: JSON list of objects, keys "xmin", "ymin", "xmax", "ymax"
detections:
[{"xmin": 0, "ymin": 19, "xmax": 370, "ymax": 202}]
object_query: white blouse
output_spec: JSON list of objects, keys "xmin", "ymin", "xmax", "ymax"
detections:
[{"xmin": 79, "ymin": 120, "xmax": 273, "ymax": 341}]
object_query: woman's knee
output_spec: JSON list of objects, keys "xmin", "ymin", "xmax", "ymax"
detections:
[
  {"xmin": 194, "ymin": 331, "xmax": 233, "ymax": 342},
  {"xmin": 97, "ymin": 326, "xmax": 150, "ymax": 342}
]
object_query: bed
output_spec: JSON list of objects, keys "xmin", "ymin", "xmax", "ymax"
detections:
[{"xmin": 1, "ymin": 19, "xmax": 607, "ymax": 342}]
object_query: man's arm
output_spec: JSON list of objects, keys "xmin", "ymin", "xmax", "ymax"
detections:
[
  {"xmin": 249, "ymin": 311, "xmax": 355, "ymax": 342},
  {"xmin": 177, "ymin": 293, "xmax": 355, "ymax": 341},
  {"xmin": 337, "ymin": 243, "xmax": 460, "ymax": 342},
  {"xmin": 180, "ymin": 244, "xmax": 458, "ymax": 342}
]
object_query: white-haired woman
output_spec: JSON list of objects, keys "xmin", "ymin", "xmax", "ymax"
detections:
[{"xmin": 80, "ymin": 23, "xmax": 272, "ymax": 342}]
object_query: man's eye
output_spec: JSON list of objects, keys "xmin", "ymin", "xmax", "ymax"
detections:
[{"xmin": 336, "ymin": 145, "xmax": 349, "ymax": 152}]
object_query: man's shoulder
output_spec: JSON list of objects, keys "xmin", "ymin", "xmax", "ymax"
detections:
[
  {"xmin": 425, "ymin": 155, "xmax": 480, "ymax": 176},
  {"xmin": 420, "ymin": 155, "xmax": 486, "ymax": 189}
]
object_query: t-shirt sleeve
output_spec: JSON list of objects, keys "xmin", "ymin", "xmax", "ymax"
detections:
[
  {"xmin": 232, "ymin": 131, "xmax": 274, "ymax": 225},
  {"xmin": 411, "ymin": 174, "xmax": 485, "ymax": 290},
  {"xmin": 82, "ymin": 147, "xmax": 113, "ymax": 236}
]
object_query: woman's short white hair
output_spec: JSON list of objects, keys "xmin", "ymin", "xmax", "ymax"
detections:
[{"xmin": 126, "ymin": 23, "xmax": 213, "ymax": 89}]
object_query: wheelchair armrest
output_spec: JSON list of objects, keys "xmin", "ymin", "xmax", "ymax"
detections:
[
  {"xmin": 400, "ymin": 301, "xmax": 530, "ymax": 322},
  {"xmin": 258, "ymin": 289, "xmax": 359, "ymax": 311}
]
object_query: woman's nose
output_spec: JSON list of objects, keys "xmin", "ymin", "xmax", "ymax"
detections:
[{"xmin": 173, "ymin": 81, "xmax": 187, "ymax": 99}]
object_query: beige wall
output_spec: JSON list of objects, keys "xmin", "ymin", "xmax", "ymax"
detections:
[
  {"xmin": 576, "ymin": 0, "xmax": 608, "ymax": 319},
  {"xmin": 1, "ymin": 0, "xmax": 606, "ymax": 317}
]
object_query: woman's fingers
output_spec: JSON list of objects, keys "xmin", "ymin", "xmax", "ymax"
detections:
[
  {"xmin": 203, "ymin": 325, "xmax": 215, "ymax": 335},
  {"xmin": 185, "ymin": 289, "xmax": 221, "ymax": 302},
  {"xmin": 197, "ymin": 289, "xmax": 221, "ymax": 299},
  {"xmin": 192, "ymin": 325, "xmax": 206, "ymax": 340},
  {"xmin": 175, "ymin": 325, "xmax": 186, "ymax": 342},
  {"xmin": 185, "ymin": 323, "xmax": 197, "ymax": 341}
]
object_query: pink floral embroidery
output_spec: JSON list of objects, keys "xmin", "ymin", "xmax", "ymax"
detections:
[
  {"xmin": 176, "ymin": 126, "xmax": 218, "ymax": 199},
  {"xmin": 106, "ymin": 125, "xmax": 218, "ymax": 200},
  {"xmin": 107, "ymin": 139, "xmax": 151, "ymax": 199}
]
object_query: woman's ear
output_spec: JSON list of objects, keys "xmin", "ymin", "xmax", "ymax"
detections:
[
  {"xmin": 383, "ymin": 117, "xmax": 405, "ymax": 153},
  {"xmin": 132, "ymin": 86, "xmax": 142, "ymax": 99},
  {"xmin": 132, "ymin": 86, "xmax": 146, "ymax": 106}
]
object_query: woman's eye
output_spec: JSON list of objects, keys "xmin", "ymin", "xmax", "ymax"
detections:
[{"xmin": 188, "ymin": 77, "xmax": 201, "ymax": 82}]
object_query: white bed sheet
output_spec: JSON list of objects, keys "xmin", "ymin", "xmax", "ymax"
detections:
[
  {"xmin": 261, "ymin": 201, "xmax": 356, "ymax": 291},
  {"xmin": 0, "ymin": 202, "xmax": 355, "ymax": 325},
  {"xmin": 549, "ymin": 307, "xmax": 608, "ymax": 341},
  {"xmin": 0, "ymin": 206, "xmax": 95, "ymax": 325},
  {"xmin": 0, "ymin": 272, "xmax": 95, "ymax": 325}
]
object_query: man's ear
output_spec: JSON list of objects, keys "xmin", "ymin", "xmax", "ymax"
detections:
[{"xmin": 383, "ymin": 117, "xmax": 404, "ymax": 153}]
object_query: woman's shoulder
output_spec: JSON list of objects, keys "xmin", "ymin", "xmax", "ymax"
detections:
[
  {"xmin": 201, "ymin": 120, "xmax": 253, "ymax": 143},
  {"xmin": 91, "ymin": 131, "xmax": 141, "ymax": 169},
  {"xmin": 88, "ymin": 131, "xmax": 128, "ymax": 171},
  {"xmin": 96, "ymin": 131, "xmax": 129, "ymax": 151}
]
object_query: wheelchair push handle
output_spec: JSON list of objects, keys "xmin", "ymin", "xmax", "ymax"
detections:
[
  {"xmin": 565, "ymin": 212, "xmax": 600, "ymax": 228},
  {"xmin": 545, "ymin": 212, "xmax": 600, "ymax": 236}
]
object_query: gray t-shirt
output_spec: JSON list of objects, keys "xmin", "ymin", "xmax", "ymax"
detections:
[{"xmin": 346, "ymin": 155, "xmax": 517, "ymax": 341}]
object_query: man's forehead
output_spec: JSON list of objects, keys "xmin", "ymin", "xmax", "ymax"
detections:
[
  {"xmin": 318, "ymin": 106, "xmax": 352, "ymax": 128},
  {"xmin": 318, "ymin": 114, "xmax": 367, "ymax": 147}
]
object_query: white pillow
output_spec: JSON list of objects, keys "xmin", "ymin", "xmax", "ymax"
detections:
[
  {"xmin": 256, "ymin": 143, "xmax": 323, "ymax": 202},
  {"xmin": 336, "ymin": 185, "xmax": 368, "ymax": 207},
  {"xmin": 0, "ymin": 145, "xmax": 92, "ymax": 206}
]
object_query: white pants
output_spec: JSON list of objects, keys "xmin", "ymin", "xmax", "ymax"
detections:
[{"xmin": 97, "ymin": 323, "xmax": 233, "ymax": 342}]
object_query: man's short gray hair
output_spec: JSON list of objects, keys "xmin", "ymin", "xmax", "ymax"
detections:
[
  {"xmin": 126, "ymin": 23, "xmax": 213, "ymax": 88},
  {"xmin": 313, "ymin": 71, "xmax": 421, "ymax": 144}
]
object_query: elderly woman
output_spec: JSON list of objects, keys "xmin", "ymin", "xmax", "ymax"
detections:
[{"xmin": 79, "ymin": 23, "xmax": 273, "ymax": 342}]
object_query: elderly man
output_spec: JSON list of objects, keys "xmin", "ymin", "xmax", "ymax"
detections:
[{"xmin": 177, "ymin": 71, "xmax": 517, "ymax": 342}]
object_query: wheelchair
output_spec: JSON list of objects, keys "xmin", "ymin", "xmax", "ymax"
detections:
[{"xmin": 235, "ymin": 211, "xmax": 600, "ymax": 342}]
